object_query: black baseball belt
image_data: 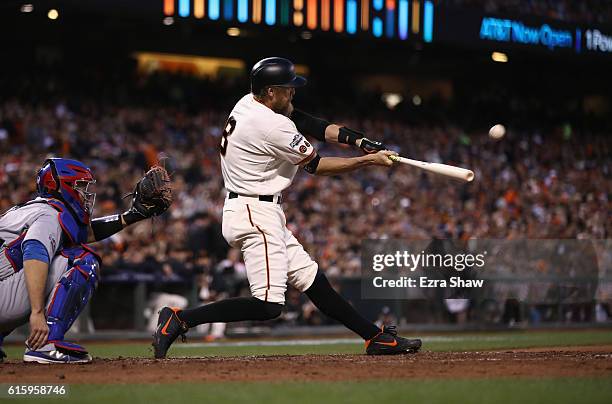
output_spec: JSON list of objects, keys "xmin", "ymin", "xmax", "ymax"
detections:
[{"xmin": 228, "ymin": 191, "xmax": 282, "ymax": 204}]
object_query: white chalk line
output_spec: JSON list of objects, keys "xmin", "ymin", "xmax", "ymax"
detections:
[{"xmin": 175, "ymin": 335, "xmax": 507, "ymax": 349}]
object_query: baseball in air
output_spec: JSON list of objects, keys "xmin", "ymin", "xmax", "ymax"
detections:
[{"xmin": 488, "ymin": 124, "xmax": 506, "ymax": 140}]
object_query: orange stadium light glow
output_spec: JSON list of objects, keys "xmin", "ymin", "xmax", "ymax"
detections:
[
  {"xmin": 321, "ymin": 0, "xmax": 330, "ymax": 31},
  {"xmin": 293, "ymin": 11, "xmax": 304, "ymax": 26},
  {"xmin": 194, "ymin": 0, "xmax": 205, "ymax": 18},
  {"xmin": 307, "ymin": 0, "xmax": 317, "ymax": 30},
  {"xmin": 386, "ymin": 0, "xmax": 395, "ymax": 10},
  {"xmin": 294, "ymin": 0, "xmax": 304, "ymax": 26},
  {"xmin": 412, "ymin": 0, "xmax": 420, "ymax": 34},
  {"xmin": 361, "ymin": 0, "xmax": 369, "ymax": 30},
  {"xmin": 333, "ymin": 0, "xmax": 344, "ymax": 32},
  {"xmin": 163, "ymin": 0, "xmax": 175, "ymax": 16},
  {"xmin": 253, "ymin": 0, "xmax": 262, "ymax": 23}
]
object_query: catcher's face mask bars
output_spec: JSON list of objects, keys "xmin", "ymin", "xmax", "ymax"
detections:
[{"xmin": 74, "ymin": 179, "xmax": 97, "ymax": 215}]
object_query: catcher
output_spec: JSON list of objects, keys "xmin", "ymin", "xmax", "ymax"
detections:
[{"xmin": 0, "ymin": 158, "xmax": 172, "ymax": 363}]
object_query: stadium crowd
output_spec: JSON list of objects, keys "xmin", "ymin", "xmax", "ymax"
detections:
[{"xmin": 1, "ymin": 70, "xmax": 610, "ymax": 328}]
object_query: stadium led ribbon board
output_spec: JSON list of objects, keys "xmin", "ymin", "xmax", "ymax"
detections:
[
  {"xmin": 434, "ymin": 6, "xmax": 612, "ymax": 56},
  {"xmin": 162, "ymin": 0, "xmax": 434, "ymax": 41},
  {"xmin": 479, "ymin": 18, "xmax": 612, "ymax": 54}
]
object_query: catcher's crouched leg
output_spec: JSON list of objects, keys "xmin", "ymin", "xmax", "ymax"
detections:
[{"xmin": 23, "ymin": 247, "xmax": 100, "ymax": 364}]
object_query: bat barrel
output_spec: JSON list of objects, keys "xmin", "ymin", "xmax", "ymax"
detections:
[{"xmin": 389, "ymin": 155, "xmax": 474, "ymax": 182}]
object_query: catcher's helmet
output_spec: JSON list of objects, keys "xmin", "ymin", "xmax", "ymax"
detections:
[
  {"xmin": 250, "ymin": 57, "xmax": 306, "ymax": 94},
  {"xmin": 36, "ymin": 158, "xmax": 96, "ymax": 224}
]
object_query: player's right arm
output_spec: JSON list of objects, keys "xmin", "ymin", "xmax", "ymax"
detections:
[
  {"xmin": 290, "ymin": 109, "xmax": 385, "ymax": 154},
  {"xmin": 23, "ymin": 259, "xmax": 50, "ymax": 349},
  {"xmin": 302, "ymin": 150, "xmax": 397, "ymax": 176},
  {"xmin": 22, "ymin": 211, "xmax": 63, "ymax": 349}
]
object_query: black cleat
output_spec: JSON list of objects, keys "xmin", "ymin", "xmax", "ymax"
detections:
[
  {"xmin": 152, "ymin": 307, "xmax": 189, "ymax": 359},
  {"xmin": 365, "ymin": 326, "xmax": 422, "ymax": 355},
  {"xmin": 0, "ymin": 347, "xmax": 6, "ymax": 363}
]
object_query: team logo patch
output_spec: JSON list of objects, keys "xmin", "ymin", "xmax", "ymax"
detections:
[
  {"xmin": 290, "ymin": 134, "xmax": 305, "ymax": 148},
  {"xmin": 299, "ymin": 145, "xmax": 308, "ymax": 153}
]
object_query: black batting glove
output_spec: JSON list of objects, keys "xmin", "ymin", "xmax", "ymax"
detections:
[{"xmin": 359, "ymin": 137, "xmax": 385, "ymax": 154}]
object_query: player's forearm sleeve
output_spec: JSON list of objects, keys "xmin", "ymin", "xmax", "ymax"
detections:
[
  {"xmin": 337, "ymin": 126, "xmax": 364, "ymax": 145},
  {"xmin": 22, "ymin": 240, "xmax": 50, "ymax": 264},
  {"xmin": 290, "ymin": 109, "xmax": 329, "ymax": 142},
  {"xmin": 90, "ymin": 214, "xmax": 124, "ymax": 241}
]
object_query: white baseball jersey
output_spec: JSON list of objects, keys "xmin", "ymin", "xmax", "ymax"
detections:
[
  {"xmin": 220, "ymin": 94, "xmax": 315, "ymax": 196},
  {"xmin": 220, "ymin": 95, "xmax": 319, "ymax": 304},
  {"xmin": 0, "ymin": 199, "xmax": 63, "ymax": 281}
]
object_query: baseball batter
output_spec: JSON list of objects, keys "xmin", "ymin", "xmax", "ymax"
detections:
[
  {"xmin": 0, "ymin": 159, "xmax": 172, "ymax": 363},
  {"xmin": 153, "ymin": 57, "xmax": 421, "ymax": 357}
]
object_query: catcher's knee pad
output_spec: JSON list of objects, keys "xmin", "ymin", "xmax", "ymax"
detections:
[{"xmin": 47, "ymin": 246, "xmax": 100, "ymax": 345}]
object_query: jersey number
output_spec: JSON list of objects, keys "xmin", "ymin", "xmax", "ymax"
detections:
[{"xmin": 220, "ymin": 116, "xmax": 236, "ymax": 156}]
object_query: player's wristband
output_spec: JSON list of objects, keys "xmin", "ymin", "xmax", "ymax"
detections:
[
  {"xmin": 91, "ymin": 214, "xmax": 124, "ymax": 241},
  {"xmin": 338, "ymin": 127, "xmax": 364, "ymax": 146},
  {"xmin": 290, "ymin": 109, "xmax": 329, "ymax": 142},
  {"xmin": 303, "ymin": 153, "xmax": 321, "ymax": 174}
]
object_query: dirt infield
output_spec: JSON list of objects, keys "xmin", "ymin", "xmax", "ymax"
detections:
[{"xmin": 1, "ymin": 346, "xmax": 611, "ymax": 383}]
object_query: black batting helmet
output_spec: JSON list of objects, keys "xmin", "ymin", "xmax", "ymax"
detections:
[{"xmin": 250, "ymin": 57, "xmax": 307, "ymax": 94}]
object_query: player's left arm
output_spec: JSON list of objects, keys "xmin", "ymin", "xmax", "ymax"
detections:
[
  {"xmin": 290, "ymin": 109, "xmax": 385, "ymax": 154},
  {"xmin": 86, "ymin": 214, "xmax": 127, "ymax": 243},
  {"xmin": 87, "ymin": 166, "xmax": 172, "ymax": 243}
]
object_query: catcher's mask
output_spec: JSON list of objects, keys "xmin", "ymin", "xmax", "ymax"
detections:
[{"xmin": 36, "ymin": 158, "xmax": 96, "ymax": 224}]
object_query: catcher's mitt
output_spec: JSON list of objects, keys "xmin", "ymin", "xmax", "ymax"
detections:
[{"xmin": 125, "ymin": 165, "xmax": 173, "ymax": 223}]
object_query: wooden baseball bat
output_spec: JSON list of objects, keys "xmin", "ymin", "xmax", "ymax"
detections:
[{"xmin": 389, "ymin": 155, "xmax": 474, "ymax": 182}]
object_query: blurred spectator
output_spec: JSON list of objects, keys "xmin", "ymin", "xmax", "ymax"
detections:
[
  {"xmin": 0, "ymin": 68, "xmax": 609, "ymax": 328},
  {"xmin": 144, "ymin": 293, "xmax": 188, "ymax": 333},
  {"xmin": 375, "ymin": 306, "xmax": 399, "ymax": 329}
]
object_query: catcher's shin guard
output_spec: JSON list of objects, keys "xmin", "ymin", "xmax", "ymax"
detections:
[{"xmin": 46, "ymin": 247, "xmax": 100, "ymax": 355}]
